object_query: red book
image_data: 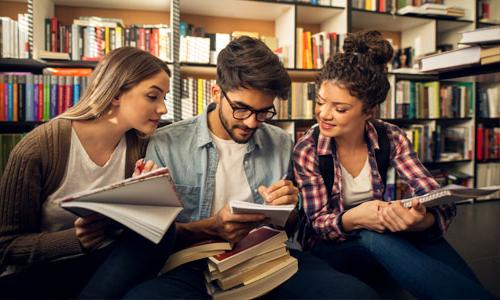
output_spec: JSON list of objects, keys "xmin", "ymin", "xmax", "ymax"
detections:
[
  {"xmin": 484, "ymin": 128, "xmax": 490, "ymax": 160},
  {"xmin": 57, "ymin": 76, "xmax": 64, "ymax": 115},
  {"xmin": 50, "ymin": 17, "xmax": 58, "ymax": 52},
  {"xmin": 477, "ymin": 125, "xmax": 483, "ymax": 161},
  {"xmin": 64, "ymin": 77, "xmax": 72, "ymax": 110},
  {"xmin": 38, "ymin": 81, "xmax": 43, "ymax": 121},
  {"xmin": 209, "ymin": 227, "xmax": 288, "ymax": 273},
  {"xmin": 0, "ymin": 82, "xmax": 4, "ymax": 121}
]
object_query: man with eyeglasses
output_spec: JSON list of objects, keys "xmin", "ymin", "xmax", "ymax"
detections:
[{"xmin": 123, "ymin": 36, "xmax": 378, "ymax": 299}]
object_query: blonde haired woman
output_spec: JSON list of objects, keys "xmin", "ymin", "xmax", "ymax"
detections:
[{"xmin": 0, "ymin": 47, "xmax": 174, "ymax": 299}]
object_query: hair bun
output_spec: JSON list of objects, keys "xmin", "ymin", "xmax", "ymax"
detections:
[{"xmin": 343, "ymin": 30, "xmax": 393, "ymax": 65}]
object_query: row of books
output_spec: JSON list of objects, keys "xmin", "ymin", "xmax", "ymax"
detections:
[
  {"xmin": 42, "ymin": 16, "xmax": 171, "ymax": 61},
  {"xmin": 351, "ymin": 0, "xmax": 395, "ymax": 12},
  {"xmin": 0, "ymin": 69, "xmax": 91, "ymax": 122},
  {"xmin": 180, "ymin": 78, "xmax": 214, "ymax": 120},
  {"xmin": 295, "ymin": 29, "xmax": 345, "ymax": 70},
  {"xmin": 0, "ymin": 133, "xmax": 24, "ymax": 176},
  {"xmin": 402, "ymin": 123, "xmax": 473, "ymax": 163},
  {"xmin": 477, "ymin": 125, "xmax": 500, "ymax": 161},
  {"xmin": 275, "ymin": 82, "xmax": 316, "ymax": 120},
  {"xmin": 179, "ymin": 22, "xmax": 282, "ymax": 66},
  {"xmin": 181, "ymin": 78, "xmax": 316, "ymax": 121},
  {"xmin": 477, "ymin": 163, "xmax": 500, "ymax": 200},
  {"xmin": 0, "ymin": 15, "xmax": 30, "ymax": 59},
  {"xmin": 478, "ymin": 85, "xmax": 500, "ymax": 118},
  {"xmin": 395, "ymin": 81, "xmax": 474, "ymax": 119}
]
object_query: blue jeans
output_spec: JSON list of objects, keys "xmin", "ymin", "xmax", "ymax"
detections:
[
  {"xmin": 79, "ymin": 225, "xmax": 176, "ymax": 299},
  {"xmin": 124, "ymin": 249, "xmax": 379, "ymax": 299},
  {"xmin": 312, "ymin": 230, "xmax": 493, "ymax": 299}
]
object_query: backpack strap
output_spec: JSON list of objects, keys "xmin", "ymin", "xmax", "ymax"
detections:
[
  {"xmin": 372, "ymin": 121, "xmax": 391, "ymax": 195},
  {"xmin": 312, "ymin": 121, "xmax": 391, "ymax": 200}
]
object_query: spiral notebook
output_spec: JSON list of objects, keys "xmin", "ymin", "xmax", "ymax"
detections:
[{"xmin": 400, "ymin": 184, "xmax": 500, "ymax": 208}]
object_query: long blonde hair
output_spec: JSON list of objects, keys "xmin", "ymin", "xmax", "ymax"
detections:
[{"xmin": 58, "ymin": 47, "xmax": 170, "ymax": 121}]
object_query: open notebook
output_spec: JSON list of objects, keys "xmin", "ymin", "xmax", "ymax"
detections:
[{"xmin": 59, "ymin": 167, "xmax": 183, "ymax": 244}]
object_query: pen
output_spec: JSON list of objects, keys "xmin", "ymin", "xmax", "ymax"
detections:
[
  {"xmin": 259, "ymin": 174, "xmax": 288, "ymax": 205},
  {"xmin": 135, "ymin": 159, "xmax": 146, "ymax": 174}
]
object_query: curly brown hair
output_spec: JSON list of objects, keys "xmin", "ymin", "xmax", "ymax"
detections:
[{"xmin": 318, "ymin": 30, "xmax": 393, "ymax": 112}]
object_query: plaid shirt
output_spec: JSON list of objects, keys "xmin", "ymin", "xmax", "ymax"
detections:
[{"xmin": 293, "ymin": 120, "xmax": 456, "ymax": 248}]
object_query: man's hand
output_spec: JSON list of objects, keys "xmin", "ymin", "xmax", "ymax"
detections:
[
  {"xmin": 379, "ymin": 199, "xmax": 428, "ymax": 232},
  {"xmin": 342, "ymin": 200, "xmax": 389, "ymax": 233},
  {"xmin": 258, "ymin": 179, "xmax": 298, "ymax": 206},
  {"xmin": 74, "ymin": 214, "xmax": 114, "ymax": 250},
  {"xmin": 213, "ymin": 203, "xmax": 267, "ymax": 244}
]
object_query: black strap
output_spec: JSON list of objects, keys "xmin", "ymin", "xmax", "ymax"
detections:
[{"xmin": 312, "ymin": 121, "xmax": 391, "ymax": 200}]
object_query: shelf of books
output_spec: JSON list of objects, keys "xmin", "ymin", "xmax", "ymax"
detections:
[{"xmin": 1, "ymin": 0, "xmax": 499, "ymax": 199}]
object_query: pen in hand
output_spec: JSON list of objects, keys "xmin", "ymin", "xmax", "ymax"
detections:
[
  {"xmin": 259, "ymin": 174, "xmax": 288, "ymax": 205},
  {"xmin": 133, "ymin": 159, "xmax": 146, "ymax": 177}
]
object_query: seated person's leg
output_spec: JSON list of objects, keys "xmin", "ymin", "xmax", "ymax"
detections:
[
  {"xmin": 124, "ymin": 260, "xmax": 209, "ymax": 299},
  {"xmin": 79, "ymin": 225, "xmax": 176, "ymax": 299},
  {"xmin": 416, "ymin": 236, "xmax": 481, "ymax": 283},
  {"xmin": 264, "ymin": 249, "xmax": 379, "ymax": 299},
  {"xmin": 357, "ymin": 230, "xmax": 493, "ymax": 299}
]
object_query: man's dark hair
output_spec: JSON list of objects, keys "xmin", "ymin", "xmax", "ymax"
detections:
[
  {"xmin": 318, "ymin": 30, "xmax": 393, "ymax": 112},
  {"xmin": 216, "ymin": 36, "xmax": 291, "ymax": 100}
]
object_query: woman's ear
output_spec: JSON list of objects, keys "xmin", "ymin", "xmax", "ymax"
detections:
[
  {"xmin": 111, "ymin": 95, "xmax": 121, "ymax": 106},
  {"xmin": 364, "ymin": 106, "xmax": 377, "ymax": 120}
]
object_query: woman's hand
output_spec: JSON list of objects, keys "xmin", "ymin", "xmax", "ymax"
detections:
[
  {"xmin": 342, "ymin": 200, "xmax": 389, "ymax": 233},
  {"xmin": 378, "ymin": 199, "xmax": 427, "ymax": 232},
  {"xmin": 74, "ymin": 214, "xmax": 114, "ymax": 250}
]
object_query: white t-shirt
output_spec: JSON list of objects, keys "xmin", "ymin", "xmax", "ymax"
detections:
[
  {"xmin": 340, "ymin": 156, "xmax": 374, "ymax": 208},
  {"xmin": 210, "ymin": 131, "xmax": 253, "ymax": 216},
  {"xmin": 41, "ymin": 128, "xmax": 127, "ymax": 232}
]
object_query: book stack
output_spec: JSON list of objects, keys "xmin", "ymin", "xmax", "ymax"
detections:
[
  {"xmin": 180, "ymin": 77, "xmax": 215, "ymax": 119},
  {"xmin": 420, "ymin": 26, "xmax": 500, "ymax": 72},
  {"xmin": 397, "ymin": 2, "xmax": 465, "ymax": 18},
  {"xmin": 204, "ymin": 227, "xmax": 297, "ymax": 300},
  {"xmin": 160, "ymin": 240, "xmax": 232, "ymax": 274}
]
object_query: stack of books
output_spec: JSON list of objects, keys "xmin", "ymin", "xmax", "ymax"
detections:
[
  {"xmin": 420, "ymin": 26, "xmax": 500, "ymax": 72},
  {"xmin": 397, "ymin": 3, "xmax": 465, "ymax": 18},
  {"xmin": 204, "ymin": 227, "xmax": 297, "ymax": 300}
]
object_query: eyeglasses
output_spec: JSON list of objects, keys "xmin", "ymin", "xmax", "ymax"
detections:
[{"xmin": 220, "ymin": 89, "xmax": 277, "ymax": 122}]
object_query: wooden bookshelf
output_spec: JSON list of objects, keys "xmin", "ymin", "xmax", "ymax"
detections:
[{"xmin": 0, "ymin": 0, "xmax": 498, "ymax": 193}]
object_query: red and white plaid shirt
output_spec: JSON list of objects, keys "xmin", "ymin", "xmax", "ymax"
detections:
[{"xmin": 293, "ymin": 120, "xmax": 456, "ymax": 248}]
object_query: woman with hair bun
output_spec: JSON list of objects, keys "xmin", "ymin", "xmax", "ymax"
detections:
[{"xmin": 293, "ymin": 31, "xmax": 492, "ymax": 299}]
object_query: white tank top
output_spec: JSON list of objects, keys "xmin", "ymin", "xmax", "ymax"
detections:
[
  {"xmin": 41, "ymin": 129, "xmax": 126, "ymax": 232},
  {"xmin": 340, "ymin": 157, "xmax": 374, "ymax": 208}
]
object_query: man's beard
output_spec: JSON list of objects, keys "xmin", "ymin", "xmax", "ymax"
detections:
[{"xmin": 219, "ymin": 108, "xmax": 256, "ymax": 144}]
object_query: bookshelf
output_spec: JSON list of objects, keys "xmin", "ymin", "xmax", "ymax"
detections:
[{"xmin": 0, "ymin": 0, "xmax": 498, "ymax": 199}]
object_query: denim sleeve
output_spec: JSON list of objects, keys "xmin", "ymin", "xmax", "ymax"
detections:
[{"xmin": 145, "ymin": 136, "xmax": 167, "ymax": 167}]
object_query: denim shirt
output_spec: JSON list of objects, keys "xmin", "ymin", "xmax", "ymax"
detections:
[{"xmin": 145, "ymin": 103, "xmax": 294, "ymax": 223}]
